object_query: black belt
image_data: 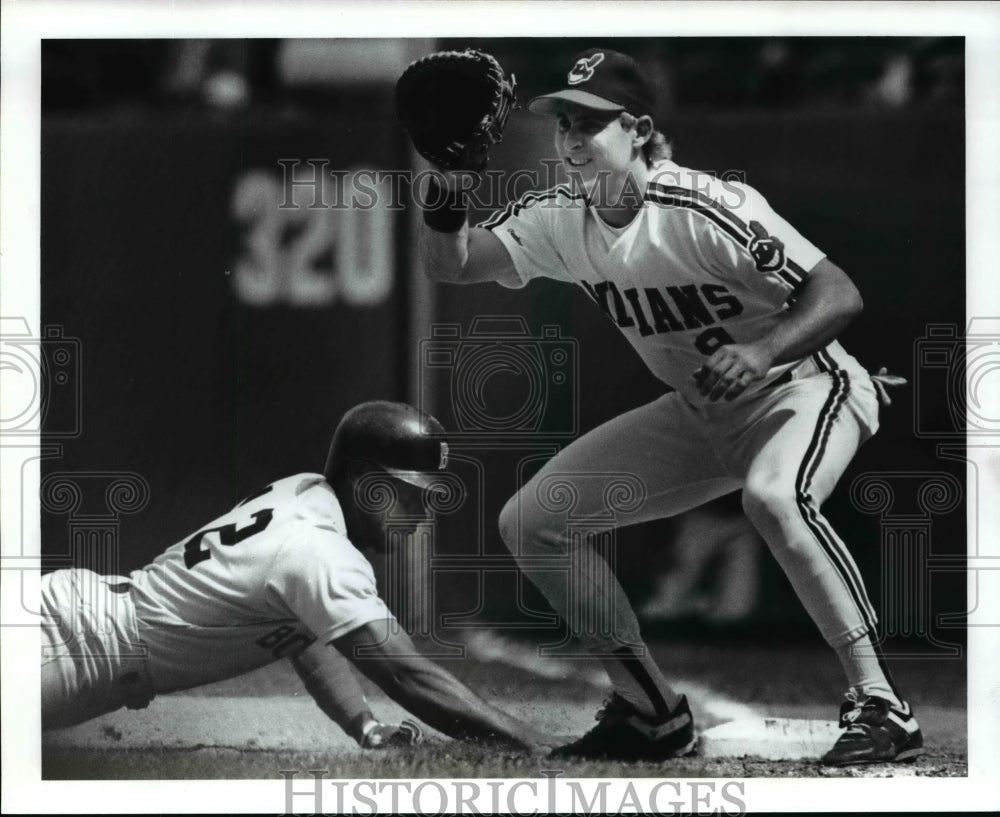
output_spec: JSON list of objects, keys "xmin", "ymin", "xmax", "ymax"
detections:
[{"xmin": 762, "ymin": 369, "xmax": 794, "ymax": 390}]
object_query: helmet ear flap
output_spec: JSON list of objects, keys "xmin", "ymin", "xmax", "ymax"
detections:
[{"xmin": 339, "ymin": 457, "xmax": 372, "ymax": 484}]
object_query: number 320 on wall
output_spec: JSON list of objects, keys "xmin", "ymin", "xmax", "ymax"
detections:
[{"xmin": 230, "ymin": 168, "xmax": 393, "ymax": 307}]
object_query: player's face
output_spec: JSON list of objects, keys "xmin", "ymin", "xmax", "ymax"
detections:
[
  {"xmin": 347, "ymin": 475, "xmax": 430, "ymax": 554},
  {"xmin": 554, "ymin": 104, "xmax": 636, "ymax": 188}
]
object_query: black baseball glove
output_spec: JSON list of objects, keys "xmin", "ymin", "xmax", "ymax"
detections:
[{"xmin": 395, "ymin": 49, "xmax": 518, "ymax": 173}]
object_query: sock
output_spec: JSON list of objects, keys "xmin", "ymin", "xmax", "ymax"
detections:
[
  {"xmin": 835, "ymin": 632, "xmax": 903, "ymax": 708},
  {"xmin": 600, "ymin": 645, "xmax": 683, "ymax": 719}
]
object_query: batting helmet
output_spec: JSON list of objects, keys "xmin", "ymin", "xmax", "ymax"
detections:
[{"xmin": 324, "ymin": 401, "xmax": 449, "ymax": 491}]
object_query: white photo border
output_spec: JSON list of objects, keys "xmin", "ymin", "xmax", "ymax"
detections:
[{"xmin": 2, "ymin": 1, "xmax": 998, "ymax": 813}]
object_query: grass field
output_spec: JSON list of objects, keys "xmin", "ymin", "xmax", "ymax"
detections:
[{"xmin": 42, "ymin": 636, "xmax": 967, "ymax": 780}]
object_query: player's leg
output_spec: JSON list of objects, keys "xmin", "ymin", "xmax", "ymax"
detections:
[
  {"xmin": 41, "ymin": 569, "xmax": 154, "ymax": 730},
  {"xmin": 41, "ymin": 569, "xmax": 90, "ymax": 729},
  {"xmin": 726, "ymin": 373, "xmax": 879, "ymax": 651},
  {"xmin": 498, "ymin": 393, "xmax": 739, "ymax": 757},
  {"xmin": 721, "ymin": 363, "xmax": 921, "ymax": 763}
]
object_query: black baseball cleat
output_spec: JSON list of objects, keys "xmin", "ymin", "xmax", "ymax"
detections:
[
  {"xmin": 549, "ymin": 692, "xmax": 697, "ymax": 762},
  {"xmin": 821, "ymin": 695, "xmax": 923, "ymax": 766}
]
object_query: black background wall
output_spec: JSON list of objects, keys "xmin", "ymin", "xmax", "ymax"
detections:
[{"xmin": 41, "ymin": 101, "xmax": 411, "ymax": 554}]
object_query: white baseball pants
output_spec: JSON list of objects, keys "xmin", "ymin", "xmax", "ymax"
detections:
[
  {"xmin": 41, "ymin": 569, "xmax": 154, "ymax": 729},
  {"xmin": 499, "ymin": 351, "xmax": 881, "ymax": 652}
]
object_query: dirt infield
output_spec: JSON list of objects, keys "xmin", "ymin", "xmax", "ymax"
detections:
[
  {"xmin": 41, "ymin": 639, "xmax": 967, "ymax": 780},
  {"xmin": 42, "ymin": 696, "xmax": 966, "ymax": 779}
]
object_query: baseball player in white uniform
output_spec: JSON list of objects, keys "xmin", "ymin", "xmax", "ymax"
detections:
[
  {"xmin": 42, "ymin": 401, "xmax": 552, "ymax": 753},
  {"xmin": 414, "ymin": 47, "xmax": 921, "ymax": 765}
]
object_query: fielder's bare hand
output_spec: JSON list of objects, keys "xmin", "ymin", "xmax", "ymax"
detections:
[{"xmin": 693, "ymin": 342, "xmax": 775, "ymax": 402}]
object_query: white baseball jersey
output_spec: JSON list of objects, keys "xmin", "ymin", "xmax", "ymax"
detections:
[
  {"xmin": 128, "ymin": 474, "xmax": 393, "ymax": 693},
  {"xmin": 484, "ymin": 156, "xmax": 883, "ymax": 661},
  {"xmin": 480, "ymin": 159, "xmax": 855, "ymax": 402}
]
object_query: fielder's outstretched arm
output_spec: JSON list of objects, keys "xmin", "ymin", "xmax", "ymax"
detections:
[
  {"xmin": 419, "ymin": 222, "xmax": 521, "ymax": 286},
  {"xmin": 333, "ymin": 619, "xmax": 551, "ymax": 751},
  {"xmin": 417, "ymin": 171, "xmax": 521, "ymax": 287}
]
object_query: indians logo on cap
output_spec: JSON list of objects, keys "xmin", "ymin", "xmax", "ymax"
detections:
[{"xmin": 567, "ymin": 52, "xmax": 604, "ymax": 85}]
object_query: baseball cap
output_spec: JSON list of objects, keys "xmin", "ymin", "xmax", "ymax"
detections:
[{"xmin": 528, "ymin": 48, "xmax": 655, "ymax": 119}]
